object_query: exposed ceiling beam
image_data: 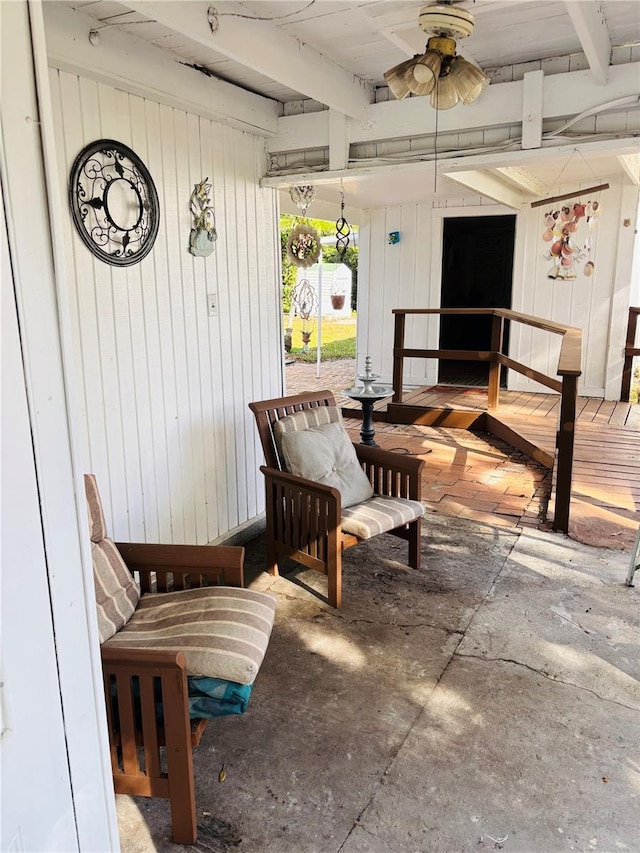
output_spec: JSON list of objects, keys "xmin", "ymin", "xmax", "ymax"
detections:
[
  {"xmin": 564, "ymin": 0, "xmax": 611, "ymax": 85},
  {"xmin": 43, "ymin": 3, "xmax": 278, "ymax": 136},
  {"xmin": 618, "ymin": 153, "xmax": 640, "ymax": 185},
  {"xmin": 120, "ymin": 0, "xmax": 373, "ymax": 118},
  {"xmin": 492, "ymin": 166, "xmax": 548, "ymax": 196},
  {"xmin": 268, "ymin": 62, "xmax": 640, "ymax": 154},
  {"xmin": 442, "ymin": 170, "xmax": 530, "ymax": 209}
]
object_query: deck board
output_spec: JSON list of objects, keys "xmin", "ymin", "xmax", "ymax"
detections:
[{"xmin": 343, "ymin": 386, "xmax": 640, "ymax": 533}]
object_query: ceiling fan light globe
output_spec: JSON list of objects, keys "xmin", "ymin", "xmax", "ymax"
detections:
[
  {"xmin": 384, "ymin": 60, "xmax": 413, "ymax": 99},
  {"xmin": 430, "ymin": 74, "xmax": 460, "ymax": 110},
  {"xmin": 405, "ymin": 50, "xmax": 441, "ymax": 95},
  {"xmin": 450, "ymin": 57, "xmax": 490, "ymax": 104}
]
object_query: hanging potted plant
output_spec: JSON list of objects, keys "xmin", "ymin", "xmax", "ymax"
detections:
[
  {"xmin": 286, "ymin": 223, "xmax": 321, "ymax": 268},
  {"xmin": 330, "ymin": 283, "xmax": 346, "ymax": 311}
]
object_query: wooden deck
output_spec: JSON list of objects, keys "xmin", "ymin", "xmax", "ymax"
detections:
[{"xmin": 342, "ymin": 386, "xmax": 640, "ymax": 537}]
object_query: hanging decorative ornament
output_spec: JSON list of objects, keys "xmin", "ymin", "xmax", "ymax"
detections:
[
  {"xmin": 292, "ymin": 278, "xmax": 318, "ymax": 321},
  {"xmin": 335, "ymin": 187, "xmax": 351, "ymax": 258},
  {"xmin": 286, "ymin": 222, "xmax": 321, "ymax": 268},
  {"xmin": 289, "ymin": 185, "xmax": 317, "ymax": 218},
  {"xmin": 292, "ymin": 277, "xmax": 318, "ymax": 353}
]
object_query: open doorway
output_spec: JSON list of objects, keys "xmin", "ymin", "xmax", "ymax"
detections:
[{"xmin": 439, "ymin": 214, "xmax": 515, "ymax": 386}]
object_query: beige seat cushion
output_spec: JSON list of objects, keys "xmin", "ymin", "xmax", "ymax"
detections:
[
  {"xmin": 102, "ymin": 586, "xmax": 277, "ymax": 685},
  {"xmin": 340, "ymin": 495, "xmax": 425, "ymax": 540},
  {"xmin": 274, "ymin": 407, "xmax": 374, "ymax": 508}
]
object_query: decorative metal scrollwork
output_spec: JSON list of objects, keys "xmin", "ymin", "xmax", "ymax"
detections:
[{"xmin": 69, "ymin": 139, "xmax": 160, "ymax": 266}]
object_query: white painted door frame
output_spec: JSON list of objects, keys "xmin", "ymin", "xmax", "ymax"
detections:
[{"xmin": 429, "ymin": 204, "xmax": 524, "ymax": 388}]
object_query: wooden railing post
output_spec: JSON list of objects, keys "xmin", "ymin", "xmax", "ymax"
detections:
[
  {"xmin": 553, "ymin": 373, "xmax": 578, "ymax": 533},
  {"xmin": 620, "ymin": 307, "xmax": 639, "ymax": 402},
  {"xmin": 392, "ymin": 311, "xmax": 406, "ymax": 403},
  {"xmin": 487, "ymin": 312, "xmax": 504, "ymax": 410}
]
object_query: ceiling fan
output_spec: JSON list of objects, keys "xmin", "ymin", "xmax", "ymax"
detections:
[{"xmin": 383, "ymin": 2, "xmax": 490, "ymax": 109}]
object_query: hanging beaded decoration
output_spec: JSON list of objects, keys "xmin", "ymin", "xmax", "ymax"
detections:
[{"xmin": 335, "ymin": 187, "xmax": 351, "ymax": 258}]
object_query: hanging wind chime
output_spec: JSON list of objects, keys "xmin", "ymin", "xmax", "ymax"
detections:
[
  {"xmin": 287, "ymin": 186, "xmax": 320, "ymax": 351},
  {"xmin": 533, "ymin": 149, "xmax": 607, "ymax": 281},
  {"xmin": 331, "ymin": 187, "xmax": 351, "ymax": 311}
]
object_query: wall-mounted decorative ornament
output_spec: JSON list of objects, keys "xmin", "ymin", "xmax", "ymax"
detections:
[
  {"xmin": 189, "ymin": 178, "xmax": 217, "ymax": 257},
  {"xmin": 69, "ymin": 139, "xmax": 160, "ymax": 266},
  {"xmin": 286, "ymin": 222, "xmax": 321, "ymax": 268},
  {"xmin": 542, "ymin": 197, "xmax": 601, "ymax": 280},
  {"xmin": 388, "ymin": 231, "xmax": 400, "ymax": 245},
  {"xmin": 335, "ymin": 187, "xmax": 351, "ymax": 258}
]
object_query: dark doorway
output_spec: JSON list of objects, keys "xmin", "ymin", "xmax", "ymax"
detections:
[{"xmin": 439, "ymin": 215, "xmax": 515, "ymax": 386}]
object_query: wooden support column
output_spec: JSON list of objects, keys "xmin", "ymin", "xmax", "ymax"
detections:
[
  {"xmin": 553, "ymin": 373, "xmax": 578, "ymax": 533},
  {"xmin": 392, "ymin": 312, "xmax": 406, "ymax": 403},
  {"xmin": 487, "ymin": 312, "xmax": 504, "ymax": 410},
  {"xmin": 620, "ymin": 307, "xmax": 639, "ymax": 402},
  {"xmin": 521, "ymin": 70, "xmax": 544, "ymax": 150},
  {"xmin": 329, "ymin": 110, "xmax": 350, "ymax": 171}
]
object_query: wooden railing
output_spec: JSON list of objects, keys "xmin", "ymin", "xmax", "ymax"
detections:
[
  {"xmin": 391, "ymin": 308, "xmax": 582, "ymax": 532},
  {"xmin": 621, "ymin": 306, "xmax": 640, "ymax": 402}
]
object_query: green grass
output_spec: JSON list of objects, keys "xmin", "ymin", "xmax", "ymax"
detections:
[{"xmin": 285, "ymin": 314, "xmax": 356, "ymax": 362}]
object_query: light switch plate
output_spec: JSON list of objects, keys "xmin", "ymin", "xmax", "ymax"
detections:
[{"xmin": 207, "ymin": 293, "xmax": 218, "ymax": 316}]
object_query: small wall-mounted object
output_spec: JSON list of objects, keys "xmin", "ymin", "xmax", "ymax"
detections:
[
  {"xmin": 189, "ymin": 178, "xmax": 217, "ymax": 257},
  {"xmin": 388, "ymin": 231, "xmax": 400, "ymax": 245},
  {"xmin": 69, "ymin": 139, "xmax": 160, "ymax": 266}
]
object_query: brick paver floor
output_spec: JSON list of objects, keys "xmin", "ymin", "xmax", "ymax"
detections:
[{"xmin": 285, "ymin": 358, "xmax": 551, "ymax": 531}]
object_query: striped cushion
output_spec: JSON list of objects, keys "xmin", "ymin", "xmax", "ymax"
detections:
[
  {"xmin": 92, "ymin": 538, "xmax": 141, "ymax": 642},
  {"xmin": 103, "ymin": 586, "xmax": 277, "ymax": 685},
  {"xmin": 85, "ymin": 473, "xmax": 107, "ymax": 542},
  {"xmin": 341, "ymin": 495, "xmax": 425, "ymax": 540}
]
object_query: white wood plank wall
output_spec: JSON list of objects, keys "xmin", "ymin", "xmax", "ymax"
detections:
[
  {"xmin": 359, "ymin": 179, "xmax": 637, "ymax": 399},
  {"xmin": 49, "ymin": 69, "xmax": 282, "ymax": 544}
]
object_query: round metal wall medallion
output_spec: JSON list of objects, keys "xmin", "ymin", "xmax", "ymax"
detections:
[{"xmin": 69, "ymin": 139, "xmax": 160, "ymax": 266}]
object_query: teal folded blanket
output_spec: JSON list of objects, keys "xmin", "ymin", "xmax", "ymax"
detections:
[{"xmin": 187, "ymin": 676, "xmax": 253, "ymax": 719}]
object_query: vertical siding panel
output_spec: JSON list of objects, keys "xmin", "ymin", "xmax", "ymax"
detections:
[
  {"xmin": 49, "ymin": 69, "xmax": 91, "ymax": 468},
  {"xmin": 53, "ymin": 74, "xmax": 281, "ymax": 544},
  {"xmin": 241, "ymin": 132, "xmax": 261, "ymax": 519},
  {"xmin": 185, "ymin": 111, "xmax": 208, "ymax": 544},
  {"xmin": 208, "ymin": 117, "xmax": 232, "ymax": 536},
  {"xmin": 128, "ymin": 92, "xmax": 159, "ymax": 541},
  {"xmin": 111, "ymin": 87, "xmax": 144, "ymax": 540},
  {"xmin": 399, "ymin": 204, "xmax": 418, "ymax": 381},
  {"xmin": 170, "ymin": 108, "xmax": 198, "ymax": 543},
  {"xmin": 159, "ymin": 103, "xmax": 187, "ymax": 543},
  {"xmin": 84, "ymin": 79, "xmax": 130, "ymax": 532},
  {"xmin": 144, "ymin": 99, "xmax": 175, "ymax": 542},
  {"xmin": 222, "ymin": 123, "xmax": 244, "ymax": 529},
  {"xmin": 60, "ymin": 72, "xmax": 113, "ymax": 517},
  {"xmin": 196, "ymin": 116, "xmax": 220, "ymax": 542}
]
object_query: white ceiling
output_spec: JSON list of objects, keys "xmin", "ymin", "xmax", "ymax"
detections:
[
  {"xmin": 59, "ymin": 0, "xmax": 640, "ymax": 210},
  {"xmin": 65, "ymin": 1, "xmax": 640, "ymax": 99}
]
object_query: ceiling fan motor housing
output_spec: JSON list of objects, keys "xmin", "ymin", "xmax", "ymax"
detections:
[{"xmin": 418, "ymin": 4, "xmax": 475, "ymax": 40}]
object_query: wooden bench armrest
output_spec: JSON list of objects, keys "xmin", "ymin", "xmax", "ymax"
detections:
[
  {"xmin": 354, "ymin": 444, "xmax": 424, "ymax": 501},
  {"xmin": 260, "ymin": 465, "xmax": 342, "ymax": 508},
  {"xmin": 101, "ymin": 645, "xmax": 187, "ymax": 670},
  {"xmin": 115, "ymin": 542, "xmax": 244, "ymax": 593}
]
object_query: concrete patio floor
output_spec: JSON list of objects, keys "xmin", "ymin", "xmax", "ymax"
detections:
[{"xmin": 116, "ymin": 514, "xmax": 639, "ymax": 853}]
